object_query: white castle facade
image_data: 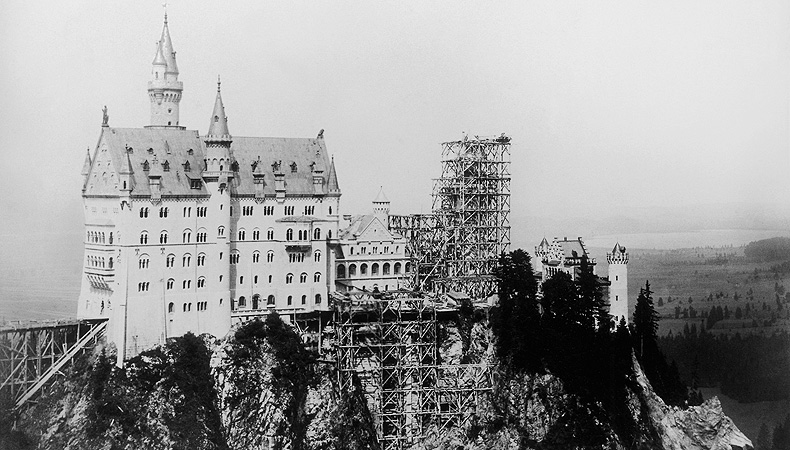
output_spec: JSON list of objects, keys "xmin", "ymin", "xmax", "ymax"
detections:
[{"xmin": 78, "ymin": 15, "xmax": 343, "ymax": 361}]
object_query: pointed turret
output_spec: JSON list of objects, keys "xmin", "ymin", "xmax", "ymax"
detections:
[
  {"xmin": 207, "ymin": 77, "xmax": 231, "ymax": 140},
  {"xmin": 372, "ymin": 186, "xmax": 390, "ymax": 221},
  {"xmin": 203, "ymin": 77, "xmax": 233, "ymax": 179},
  {"xmin": 81, "ymin": 148, "xmax": 92, "ymax": 176},
  {"xmin": 159, "ymin": 12, "xmax": 179, "ymax": 76},
  {"xmin": 147, "ymin": 13, "xmax": 183, "ymax": 129},
  {"xmin": 327, "ymin": 157, "xmax": 340, "ymax": 194}
]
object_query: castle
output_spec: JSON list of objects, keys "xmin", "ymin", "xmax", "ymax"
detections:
[
  {"xmin": 78, "ymin": 14, "xmax": 353, "ymax": 361},
  {"xmin": 535, "ymin": 237, "xmax": 629, "ymax": 322}
]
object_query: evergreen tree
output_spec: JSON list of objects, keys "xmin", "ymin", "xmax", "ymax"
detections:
[
  {"xmin": 632, "ymin": 281, "xmax": 658, "ymax": 359},
  {"xmin": 755, "ymin": 422, "xmax": 771, "ymax": 450},
  {"xmin": 491, "ymin": 249, "xmax": 540, "ymax": 372},
  {"xmin": 577, "ymin": 255, "xmax": 607, "ymax": 333},
  {"xmin": 542, "ymin": 271, "xmax": 579, "ymax": 332}
]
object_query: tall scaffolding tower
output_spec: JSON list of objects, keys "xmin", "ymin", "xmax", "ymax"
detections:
[
  {"xmin": 390, "ymin": 134, "xmax": 511, "ymax": 298},
  {"xmin": 333, "ymin": 291, "xmax": 492, "ymax": 450}
]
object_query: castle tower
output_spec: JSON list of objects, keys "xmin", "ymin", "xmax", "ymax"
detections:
[
  {"xmin": 147, "ymin": 13, "xmax": 184, "ymax": 129},
  {"xmin": 534, "ymin": 237, "xmax": 550, "ymax": 275},
  {"xmin": 607, "ymin": 242, "xmax": 629, "ymax": 322},
  {"xmin": 373, "ymin": 187, "xmax": 390, "ymax": 221}
]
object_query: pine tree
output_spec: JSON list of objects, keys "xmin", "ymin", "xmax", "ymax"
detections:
[
  {"xmin": 632, "ymin": 281, "xmax": 658, "ymax": 359},
  {"xmin": 491, "ymin": 249, "xmax": 540, "ymax": 372}
]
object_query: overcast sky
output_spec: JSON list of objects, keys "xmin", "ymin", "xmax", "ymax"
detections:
[{"xmin": 1, "ymin": 1, "xmax": 789, "ymax": 243}]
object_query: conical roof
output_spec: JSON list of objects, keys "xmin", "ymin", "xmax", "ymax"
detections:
[
  {"xmin": 373, "ymin": 186, "xmax": 389, "ymax": 203},
  {"xmin": 207, "ymin": 78, "xmax": 231, "ymax": 139},
  {"xmin": 611, "ymin": 242, "xmax": 626, "ymax": 254},
  {"xmin": 159, "ymin": 13, "xmax": 178, "ymax": 74},
  {"xmin": 152, "ymin": 40, "xmax": 167, "ymax": 66},
  {"xmin": 81, "ymin": 148, "xmax": 92, "ymax": 176},
  {"xmin": 327, "ymin": 157, "xmax": 340, "ymax": 192}
]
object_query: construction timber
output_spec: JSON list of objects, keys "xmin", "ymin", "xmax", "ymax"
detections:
[
  {"xmin": 390, "ymin": 134, "xmax": 511, "ymax": 299},
  {"xmin": 333, "ymin": 291, "xmax": 492, "ymax": 449},
  {"xmin": 0, "ymin": 318, "xmax": 107, "ymax": 408}
]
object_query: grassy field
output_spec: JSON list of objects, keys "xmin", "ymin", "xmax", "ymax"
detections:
[{"xmin": 592, "ymin": 245, "xmax": 790, "ymax": 337}]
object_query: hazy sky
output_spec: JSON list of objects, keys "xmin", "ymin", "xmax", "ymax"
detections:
[{"xmin": 1, "ymin": 1, "xmax": 789, "ymax": 242}]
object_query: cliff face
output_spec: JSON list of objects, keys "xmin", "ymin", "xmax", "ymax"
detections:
[{"xmin": 9, "ymin": 318, "xmax": 751, "ymax": 450}]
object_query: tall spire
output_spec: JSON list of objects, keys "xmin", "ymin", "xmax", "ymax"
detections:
[
  {"xmin": 159, "ymin": 11, "xmax": 178, "ymax": 75},
  {"xmin": 327, "ymin": 157, "xmax": 340, "ymax": 193},
  {"xmin": 207, "ymin": 76, "xmax": 230, "ymax": 139},
  {"xmin": 147, "ymin": 12, "xmax": 183, "ymax": 129}
]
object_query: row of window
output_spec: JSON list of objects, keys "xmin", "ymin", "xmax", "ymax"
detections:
[
  {"xmin": 142, "ymin": 250, "xmax": 322, "ymax": 269},
  {"xmin": 88, "ymin": 256, "xmax": 113, "ymax": 269},
  {"xmin": 350, "ymin": 245, "xmax": 401, "ymax": 256},
  {"xmin": 87, "ymin": 231, "xmax": 113, "ymax": 244},
  {"xmin": 236, "ymin": 293, "xmax": 322, "ymax": 309},
  {"xmin": 336, "ymin": 262, "xmax": 409, "ymax": 278},
  {"xmin": 139, "ymin": 227, "xmax": 327, "ymax": 244},
  {"xmin": 140, "ymin": 204, "xmax": 332, "ymax": 220},
  {"xmin": 150, "ymin": 271, "xmax": 323, "ymax": 292},
  {"xmin": 167, "ymin": 301, "xmax": 208, "ymax": 314}
]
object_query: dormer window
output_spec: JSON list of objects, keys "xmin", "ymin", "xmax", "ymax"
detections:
[
  {"xmin": 183, "ymin": 161, "xmax": 191, "ymax": 172},
  {"xmin": 142, "ymin": 160, "xmax": 150, "ymax": 171},
  {"xmin": 290, "ymin": 162, "xmax": 298, "ymax": 173},
  {"xmin": 162, "ymin": 160, "xmax": 170, "ymax": 172},
  {"xmin": 190, "ymin": 179, "xmax": 202, "ymax": 189},
  {"xmin": 147, "ymin": 148, "xmax": 154, "ymax": 154},
  {"xmin": 187, "ymin": 149, "xmax": 194, "ymax": 155}
]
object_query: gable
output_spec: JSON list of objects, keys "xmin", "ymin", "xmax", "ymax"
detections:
[
  {"xmin": 84, "ymin": 133, "xmax": 120, "ymax": 196},
  {"xmin": 357, "ymin": 216, "xmax": 395, "ymax": 242}
]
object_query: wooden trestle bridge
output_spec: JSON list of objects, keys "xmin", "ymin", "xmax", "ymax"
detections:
[{"xmin": 0, "ymin": 318, "xmax": 108, "ymax": 409}]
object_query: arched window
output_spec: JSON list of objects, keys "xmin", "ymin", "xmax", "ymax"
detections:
[
  {"xmin": 238, "ymin": 296, "xmax": 246, "ymax": 308},
  {"xmin": 315, "ymin": 294, "xmax": 322, "ymax": 304},
  {"xmin": 109, "ymin": 233, "xmax": 113, "ymax": 244},
  {"xmin": 140, "ymin": 207, "xmax": 149, "ymax": 218},
  {"xmin": 238, "ymin": 229, "xmax": 246, "ymax": 241},
  {"xmin": 337, "ymin": 264, "xmax": 346, "ymax": 278},
  {"xmin": 361, "ymin": 264, "xmax": 368, "ymax": 276},
  {"xmin": 252, "ymin": 294, "xmax": 260, "ymax": 309},
  {"xmin": 253, "ymin": 228, "xmax": 260, "ymax": 240},
  {"xmin": 196, "ymin": 228, "xmax": 207, "ymax": 243},
  {"xmin": 138, "ymin": 255, "xmax": 149, "ymax": 269},
  {"xmin": 197, "ymin": 253, "xmax": 206, "ymax": 266},
  {"xmin": 267, "ymin": 295, "xmax": 275, "ymax": 306},
  {"xmin": 286, "ymin": 228, "xmax": 294, "ymax": 241},
  {"xmin": 394, "ymin": 262, "xmax": 402, "ymax": 274},
  {"xmin": 252, "ymin": 251, "xmax": 260, "ymax": 263},
  {"xmin": 167, "ymin": 278, "xmax": 174, "ymax": 290},
  {"xmin": 140, "ymin": 231, "xmax": 148, "ymax": 245},
  {"xmin": 383, "ymin": 263, "xmax": 390, "ymax": 275},
  {"xmin": 314, "ymin": 272, "xmax": 321, "ymax": 283},
  {"xmin": 183, "ymin": 253, "xmax": 191, "ymax": 267},
  {"xmin": 108, "ymin": 258, "xmax": 113, "ymax": 269},
  {"xmin": 267, "ymin": 228, "xmax": 274, "ymax": 240},
  {"xmin": 168, "ymin": 302, "xmax": 174, "ymax": 313},
  {"xmin": 314, "ymin": 251, "xmax": 321, "ymax": 263},
  {"xmin": 300, "ymin": 272, "xmax": 307, "ymax": 283},
  {"xmin": 197, "ymin": 277, "xmax": 206, "ymax": 288},
  {"xmin": 349, "ymin": 264, "xmax": 357, "ymax": 277},
  {"xmin": 183, "ymin": 230, "xmax": 191, "ymax": 243},
  {"xmin": 159, "ymin": 207, "xmax": 168, "ymax": 218},
  {"xmin": 218, "ymin": 226, "xmax": 225, "ymax": 237},
  {"xmin": 230, "ymin": 251, "xmax": 240, "ymax": 264},
  {"xmin": 372, "ymin": 263, "xmax": 379, "ymax": 276},
  {"xmin": 160, "ymin": 231, "xmax": 168, "ymax": 244},
  {"xmin": 287, "ymin": 295, "xmax": 293, "ymax": 306},
  {"xmin": 405, "ymin": 262, "xmax": 411, "ymax": 273},
  {"xmin": 301, "ymin": 295, "xmax": 307, "ymax": 305},
  {"xmin": 313, "ymin": 228, "xmax": 321, "ymax": 240},
  {"xmin": 166, "ymin": 254, "xmax": 175, "ymax": 268},
  {"xmin": 286, "ymin": 273, "xmax": 294, "ymax": 284},
  {"xmin": 267, "ymin": 251, "xmax": 274, "ymax": 263}
]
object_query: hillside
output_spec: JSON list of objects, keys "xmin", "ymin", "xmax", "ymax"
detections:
[{"xmin": 2, "ymin": 312, "xmax": 752, "ymax": 450}]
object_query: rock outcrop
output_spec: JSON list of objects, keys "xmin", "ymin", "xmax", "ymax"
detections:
[{"xmin": 6, "ymin": 317, "xmax": 752, "ymax": 450}]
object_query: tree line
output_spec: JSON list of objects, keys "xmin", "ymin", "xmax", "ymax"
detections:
[{"xmin": 490, "ymin": 250, "xmax": 691, "ymax": 443}]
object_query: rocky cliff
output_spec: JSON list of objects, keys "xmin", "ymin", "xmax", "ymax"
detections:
[{"xmin": 4, "ymin": 315, "xmax": 751, "ymax": 450}]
